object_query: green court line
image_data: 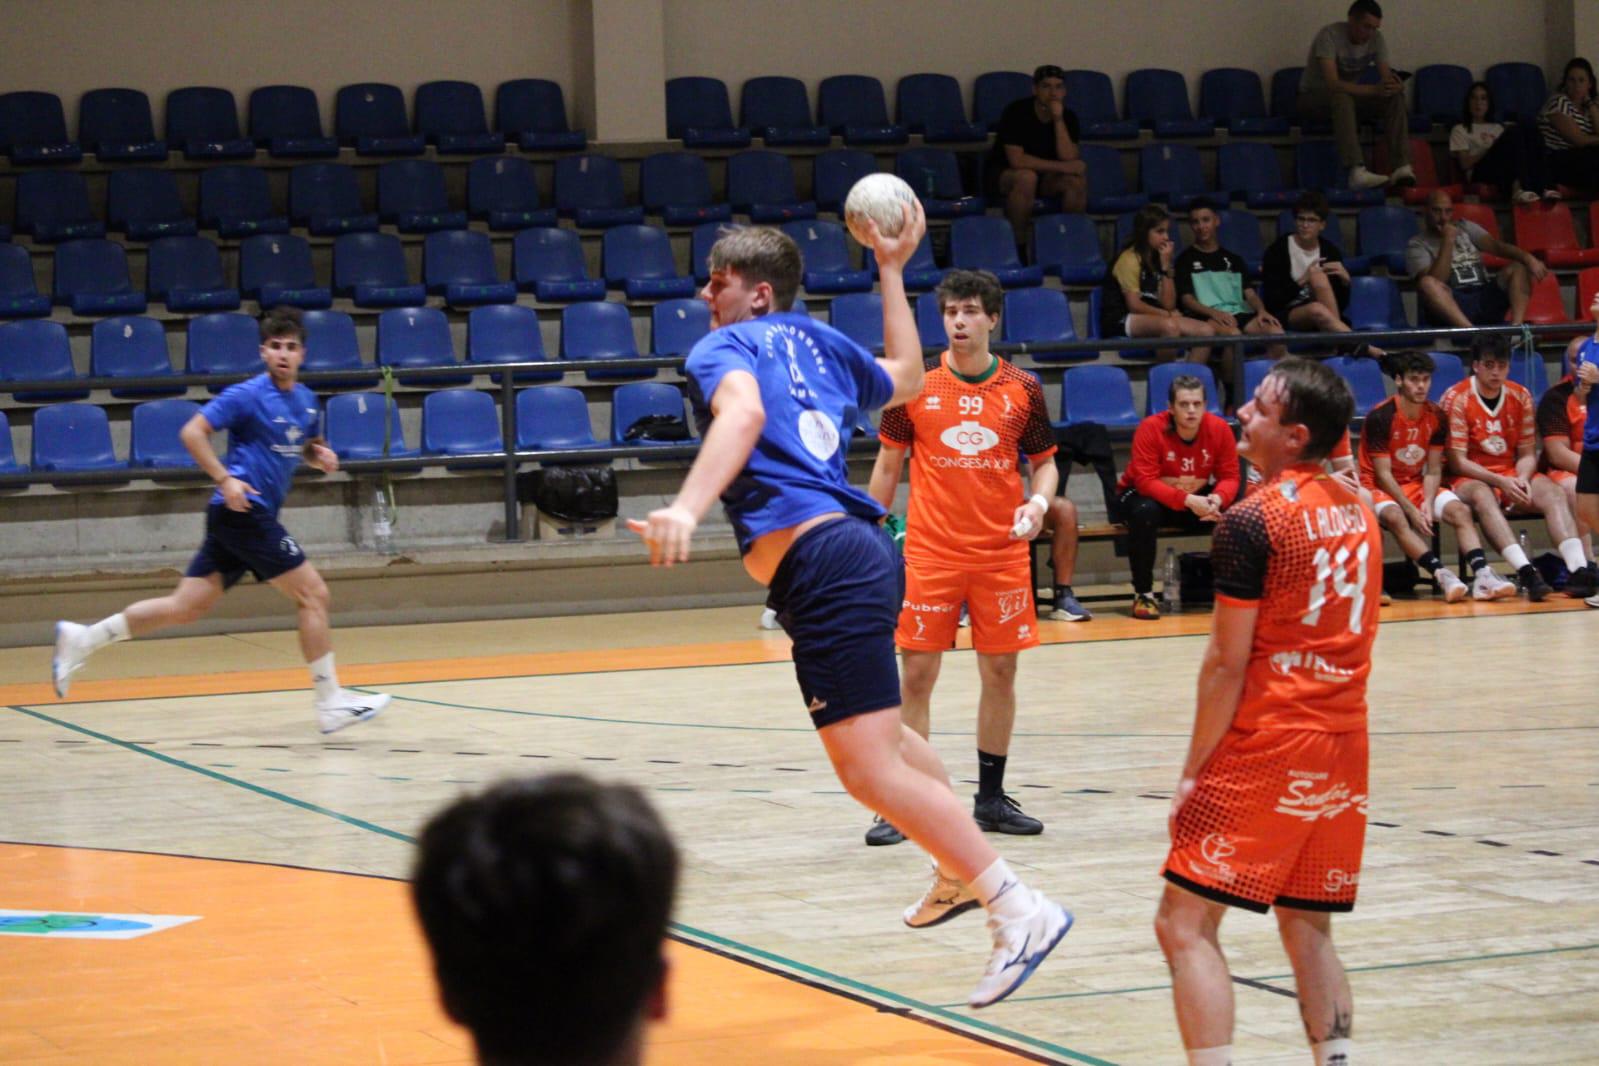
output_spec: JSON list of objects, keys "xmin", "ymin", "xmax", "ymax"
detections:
[{"xmin": 10, "ymin": 702, "xmax": 1111, "ymax": 1066}]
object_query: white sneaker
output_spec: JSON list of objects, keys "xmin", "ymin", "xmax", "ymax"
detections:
[
  {"xmin": 1472, "ymin": 566, "xmax": 1517, "ymax": 601},
  {"xmin": 903, "ymin": 866, "xmax": 980, "ymax": 929},
  {"xmin": 1435, "ymin": 567, "xmax": 1468, "ymax": 603},
  {"xmin": 51, "ymin": 621, "xmax": 91, "ymax": 698},
  {"xmin": 1389, "ymin": 163, "xmax": 1417, "ymax": 188},
  {"xmin": 758, "ymin": 607, "xmax": 782, "ymax": 631},
  {"xmin": 1348, "ymin": 165, "xmax": 1390, "ymax": 190},
  {"xmin": 317, "ymin": 690, "xmax": 391, "ymax": 734},
  {"xmin": 967, "ymin": 892, "xmax": 1073, "ymax": 1008},
  {"xmin": 1586, "ymin": 591, "xmax": 1599, "ymax": 608}
]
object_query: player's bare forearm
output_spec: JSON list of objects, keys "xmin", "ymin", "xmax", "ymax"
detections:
[
  {"xmin": 1183, "ymin": 603, "xmax": 1257, "ymax": 776},
  {"xmin": 867, "ymin": 445, "xmax": 906, "ymax": 511},
  {"xmin": 1373, "ymin": 459, "xmax": 1407, "ymax": 508},
  {"xmin": 1028, "ymin": 459, "xmax": 1059, "ymax": 503},
  {"xmin": 180, "ymin": 415, "xmax": 230, "ymax": 485},
  {"xmin": 1422, "ymin": 470, "xmax": 1441, "ymax": 511},
  {"xmin": 1515, "ymin": 447, "xmax": 1537, "ymax": 481},
  {"xmin": 869, "ymin": 198, "xmax": 928, "ymax": 407},
  {"xmin": 1544, "ymin": 438, "xmax": 1581, "ymax": 474},
  {"xmin": 1451, "ymin": 450, "xmax": 1508, "ymax": 486},
  {"xmin": 672, "ymin": 407, "xmax": 763, "ymax": 522}
]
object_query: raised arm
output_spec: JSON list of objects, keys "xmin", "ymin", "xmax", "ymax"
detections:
[{"xmin": 865, "ymin": 197, "xmax": 930, "ymax": 407}]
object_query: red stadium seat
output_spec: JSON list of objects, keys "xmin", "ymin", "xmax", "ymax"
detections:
[
  {"xmin": 1514, "ymin": 202, "xmax": 1599, "ymax": 267},
  {"xmin": 1451, "ymin": 202, "xmax": 1509, "ymax": 269},
  {"xmin": 1519, "ymin": 272, "xmax": 1572, "ymax": 325}
]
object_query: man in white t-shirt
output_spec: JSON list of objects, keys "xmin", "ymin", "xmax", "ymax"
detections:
[
  {"xmin": 1405, "ymin": 190, "xmax": 1546, "ymax": 327},
  {"xmin": 1296, "ymin": 0, "xmax": 1415, "ymax": 191}
]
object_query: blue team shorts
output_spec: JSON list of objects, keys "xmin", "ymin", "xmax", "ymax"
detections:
[
  {"xmin": 1451, "ymin": 283, "xmax": 1510, "ymax": 326},
  {"xmin": 185, "ymin": 502, "xmax": 306, "ymax": 589},
  {"xmin": 765, "ymin": 516, "xmax": 903, "ymax": 729}
]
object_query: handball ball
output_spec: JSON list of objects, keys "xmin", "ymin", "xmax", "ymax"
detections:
[{"xmin": 843, "ymin": 173, "xmax": 916, "ymax": 245}]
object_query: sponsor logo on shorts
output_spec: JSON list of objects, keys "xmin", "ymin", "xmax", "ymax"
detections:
[
  {"xmin": 1267, "ymin": 648, "xmax": 1359, "ymax": 683},
  {"xmin": 903, "ymin": 600, "xmax": 956, "ymax": 613},
  {"xmin": 1274, "ymin": 770, "xmax": 1365, "ymax": 822},
  {"xmin": 912, "ymin": 614, "xmax": 927, "ymax": 640},
  {"xmin": 807, "ymin": 696, "xmax": 828, "ymax": 714},
  {"xmin": 1015, "ymin": 623, "xmax": 1031, "ymax": 642},
  {"xmin": 995, "ymin": 587, "xmax": 1030, "ymax": 624},
  {"xmin": 1190, "ymin": 833, "xmax": 1238, "ymax": 883},
  {"xmin": 939, "ymin": 419, "xmax": 1000, "ymax": 457},
  {"xmin": 1323, "ymin": 868, "xmax": 1360, "ymax": 893},
  {"xmin": 280, "ymin": 536, "xmax": 301, "ymax": 557}
]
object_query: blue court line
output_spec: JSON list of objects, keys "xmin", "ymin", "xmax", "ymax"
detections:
[{"xmin": 9, "ymin": 702, "xmax": 1112, "ymax": 1066}]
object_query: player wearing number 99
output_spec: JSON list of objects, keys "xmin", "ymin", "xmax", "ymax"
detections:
[{"xmin": 1154, "ymin": 357, "xmax": 1379, "ymax": 1066}]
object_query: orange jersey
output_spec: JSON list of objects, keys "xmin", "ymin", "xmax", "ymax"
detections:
[
  {"xmin": 1440, "ymin": 377, "xmax": 1535, "ymax": 476},
  {"xmin": 1211, "ymin": 463, "xmax": 1382, "ymax": 733},
  {"xmin": 1330, "ymin": 428, "xmax": 1351, "ymax": 464},
  {"xmin": 1536, "ymin": 379, "xmax": 1586, "ymax": 472},
  {"xmin": 879, "ymin": 353, "xmax": 1056, "ymax": 571},
  {"xmin": 1357, "ymin": 396, "xmax": 1447, "ymax": 488}
]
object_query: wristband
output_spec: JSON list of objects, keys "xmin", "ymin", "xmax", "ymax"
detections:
[{"xmin": 1029, "ymin": 494, "xmax": 1048, "ymax": 512}]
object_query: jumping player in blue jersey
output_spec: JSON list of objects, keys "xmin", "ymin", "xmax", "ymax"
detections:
[
  {"xmin": 628, "ymin": 205, "xmax": 1072, "ymax": 1008},
  {"xmin": 52, "ymin": 307, "xmax": 391, "ymax": 733}
]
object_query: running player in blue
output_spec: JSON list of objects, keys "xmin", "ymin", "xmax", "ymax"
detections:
[
  {"xmin": 52, "ymin": 307, "xmax": 391, "ymax": 733},
  {"xmin": 1564, "ymin": 288, "xmax": 1599, "ymax": 606},
  {"xmin": 628, "ymin": 206, "xmax": 1072, "ymax": 1008}
]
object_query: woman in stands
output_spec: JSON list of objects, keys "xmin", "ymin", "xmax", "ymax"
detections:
[
  {"xmin": 1097, "ymin": 203, "xmax": 1218, "ymax": 367},
  {"xmin": 1539, "ymin": 58, "xmax": 1599, "ymax": 196},
  {"xmin": 1451, "ymin": 81, "xmax": 1554, "ymax": 204}
]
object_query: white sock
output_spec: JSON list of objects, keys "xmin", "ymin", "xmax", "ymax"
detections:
[
  {"xmin": 969, "ymin": 858, "xmax": 1033, "ymax": 920},
  {"xmin": 309, "ymin": 652, "xmax": 340, "ymax": 703},
  {"xmin": 1558, "ymin": 538, "xmax": 1588, "ymax": 573},
  {"xmin": 1313, "ymin": 1037, "xmax": 1352, "ymax": 1065},
  {"xmin": 83, "ymin": 613, "xmax": 130, "ymax": 652},
  {"xmin": 1186, "ymin": 1047, "xmax": 1232, "ymax": 1066},
  {"xmin": 1502, "ymin": 543, "xmax": 1531, "ymax": 570}
]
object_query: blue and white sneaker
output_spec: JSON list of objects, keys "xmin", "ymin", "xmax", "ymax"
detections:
[
  {"xmin": 968, "ymin": 893, "xmax": 1073, "ymax": 1008},
  {"xmin": 1046, "ymin": 586, "xmax": 1092, "ymax": 622},
  {"xmin": 317, "ymin": 690, "xmax": 391, "ymax": 734}
]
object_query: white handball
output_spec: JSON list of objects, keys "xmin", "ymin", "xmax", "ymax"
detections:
[{"xmin": 843, "ymin": 173, "xmax": 917, "ymax": 246}]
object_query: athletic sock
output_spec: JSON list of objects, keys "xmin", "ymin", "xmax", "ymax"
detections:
[
  {"xmin": 977, "ymin": 750, "xmax": 1008, "ymax": 800},
  {"xmin": 1415, "ymin": 551, "xmax": 1443, "ymax": 577},
  {"xmin": 309, "ymin": 652, "xmax": 340, "ymax": 703},
  {"xmin": 1312, "ymin": 1037, "xmax": 1352, "ymax": 1065},
  {"xmin": 1557, "ymin": 538, "xmax": 1588, "ymax": 573},
  {"xmin": 1503, "ymin": 543, "xmax": 1531, "ymax": 570},
  {"xmin": 1465, "ymin": 548, "xmax": 1488, "ymax": 576},
  {"xmin": 83, "ymin": 612, "xmax": 130, "ymax": 652},
  {"xmin": 1185, "ymin": 1047, "xmax": 1232, "ymax": 1066},
  {"xmin": 970, "ymin": 857, "xmax": 1033, "ymax": 920}
]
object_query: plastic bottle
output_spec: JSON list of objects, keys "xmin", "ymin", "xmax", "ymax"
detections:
[
  {"xmin": 1163, "ymin": 547, "xmax": 1182, "ymax": 612},
  {"xmin": 372, "ymin": 486, "xmax": 394, "ymax": 555}
]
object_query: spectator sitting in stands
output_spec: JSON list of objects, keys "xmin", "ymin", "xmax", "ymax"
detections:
[
  {"xmin": 1296, "ymin": 0, "xmax": 1416, "ymax": 191},
  {"xmin": 1538, "ymin": 58, "xmax": 1599, "ymax": 196},
  {"xmin": 987, "ymin": 64, "xmax": 1087, "ymax": 242},
  {"xmin": 1451, "ymin": 81, "xmax": 1554, "ymax": 204},
  {"xmin": 1407, "ymin": 189, "xmax": 1546, "ymax": 328},
  {"xmin": 1261, "ymin": 192, "xmax": 1379, "ymax": 355},
  {"xmin": 1098, "ymin": 203, "xmax": 1219, "ymax": 367},
  {"xmin": 1175, "ymin": 198, "xmax": 1288, "ymax": 402}
]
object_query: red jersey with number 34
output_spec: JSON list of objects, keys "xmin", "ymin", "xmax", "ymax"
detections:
[{"xmin": 1211, "ymin": 464, "xmax": 1382, "ymax": 733}]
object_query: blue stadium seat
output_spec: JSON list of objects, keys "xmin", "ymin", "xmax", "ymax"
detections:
[
  {"xmin": 972, "ymin": 71, "xmax": 1031, "ymax": 130},
  {"xmin": 689, "ymin": 221, "xmax": 731, "ymax": 285},
  {"xmin": 332, "ymin": 233, "xmax": 426, "ymax": 307},
  {"xmin": 335, "ymin": 82, "xmax": 425, "ymax": 155},
  {"xmin": 640, "ymin": 152, "xmax": 732, "ymax": 226},
  {"xmin": 301, "ymin": 310, "xmax": 374, "ymax": 379},
  {"xmin": 1217, "ymin": 142, "xmax": 1301, "ymax": 208},
  {"xmin": 186, "ymin": 313, "xmax": 261, "ymax": 389},
  {"xmin": 1063, "ymin": 71, "xmax": 1137, "ymax": 139},
  {"xmin": 91, "ymin": 315, "xmax": 182, "ymax": 397},
  {"xmin": 377, "ymin": 306, "xmax": 469, "ymax": 384},
  {"xmin": 424, "ymin": 230, "xmax": 517, "ymax": 305},
  {"xmin": 1139, "ymin": 143, "xmax": 1209, "ymax": 209},
  {"xmin": 728, "ymin": 150, "xmax": 816, "ymax": 222},
  {"xmin": 829, "ymin": 292, "xmax": 884, "ymax": 350},
  {"xmin": 1, "ymin": 320, "xmax": 88, "ymax": 401},
  {"xmin": 896, "ymin": 73, "xmax": 985, "ymax": 142},
  {"xmin": 781, "ymin": 220, "xmax": 871, "ymax": 293},
  {"xmin": 1242, "ymin": 358, "xmax": 1274, "ymax": 402},
  {"xmin": 0, "ymin": 244, "xmax": 51, "ymax": 318},
  {"xmin": 1323, "ymin": 355, "xmax": 1389, "ymax": 413},
  {"xmin": 53, "ymin": 240, "xmax": 146, "ymax": 315},
  {"xmin": 740, "ymin": 76, "xmax": 830, "ymax": 146},
  {"xmin": 422, "ymin": 389, "xmax": 502, "ymax": 456},
  {"xmin": 1217, "ymin": 209, "xmax": 1266, "ymax": 276},
  {"xmin": 468, "ymin": 304, "xmax": 562, "ymax": 383},
  {"xmin": 239, "ymin": 234, "xmax": 332, "ymax": 309},
  {"xmin": 650, "ymin": 297, "xmax": 711, "ymax": 356},
  {"xmin": 863, "ymin": 230, "xmax": 943, "ymax": 291},
  {"xmin": 199, "ymin": 166, "xmax": 290, "ymax": 238},
  {"xmin": 1125, "ymin": 69, "xmax": 1211, "ymax": 136},
  {"xmin": 1413, "ymin": 64, "xmax": 1473, "ymax": 126},
  {"xmin": 817, "ymin": 75, "xmax": 908, "ymax": 145},
  {"xmin": 513, "ymin": 227, "xmax": 607, "ymax": 301},
  {"xmin": 915, "ymin": 290, "xmax": 947, "ymax": 348},
  {"xmin": 1062, "ymin": 365, "xmax": 1140, "ymax": 428},
  {"xmin": 1002, "ymin": 287, "xmax": 1084, "ymax": 359},
  {"xmin": 0, "ymin": 410, "xmax": 25, "ymax": 474},
  {"xmin": 247, "ymin": 85, "xmax": 338, "ymax": 157},
  {"xmin": 494, "ymin": 78, "xmax": 586, "ymax": 151},
  {"xmin": 1199, "ymin": 68, "xmax": 1288, "ymax": 135},
  {"xmin": 32, "ymin": 403, "xmax": 126, "ymax": 474},
  {"xmin": 290, "ymin": 163, "xmax": 379, "ymax": 235},
  {"xmin": 894, "ymin": 147, "xmax": 984, "ymax": 218},
  {"xmin": 130, "ymin": 398, "xmax": 204, "ymax": 468},
  {"xmin": 553, "ymin": 154, "xmax": 645, "ymax": 228},
  {"xmin": 1352, "ymin": 205, "xmax": 1418, "ymax": 274},
  {"xmin": 949, "ymin": 216, "xmax": 1044, "ymax": 288},
  {"xmin": 1080, "ymin": 144, "xmax": 1148, "ymax": 213},
  {"xmin": 1270, "ymin": 67, "xmax": 1331, "ymax": 133},
  {"xmin": 665, "ymin": 77, "xmax": 750, "ymax": 148},
  {"xmin": 415, "ymin": 80, "xmax": 505, "ymax": 154},
  {"xmin": 78, "ymin": 88, "xmax": 166, "ymax": 161},
  {"xmin": 1033, "ymin": 213, "xmax": 1107, "ymax": 284},
  {"xmin": 325, "ymin": 391, "xmax": 419, "ymax": 459},
  {"xmin": 378, "ymin": 160, "xmax": 468, "ymax": 232},
  {"xmin": 0, "ymin": 91, "xmax": 82, "ymax": 163},
  {"xmin": 602, "ymin": 225, "xmax": 697, "ymax": 300},
  {"xmin": 1486, "ymin": 62, "xmax": 1546, "ymax": 123},
  {"xmin": 1426, "ymin": 351, "xmax": 1465, "ymax": 401},
  {"xmin": 1147, "ymin": 362, "xmax": 1224, "ymax": 416},
  {"xmin": 147, "ymin": 236, "xmax": 240, "ymax": 311},
  {"xmin": 16, "ymin": 171, "xmax": 106, "ymax": 242},
  {"xmin": 1296, "ymin": 141, "xmax": 1384, "ymax": 206},
  {"xmin": 106, "ymin": 169, "xmax": 196, "ymax": 240},
  {"xmin": 813, "ymin": 149, "xmax": 877, "ymax": 213},
  {"xmin": 165, "ymin": 87, "xmax": 253, "ymax": 159},
  {"xmin": 561, "ymin": 301, "xmax": 652, "ymax": 381},
  {"xmin": 1345, "ymin": 276, "xmax": 1409, "ymax": 331},
  {"xmin": 1509, "ymin": 348, "xmax": 1549, "ymax": 397},
  {"xmin": 515, "ymin": 386, "xmax": 601, "ymax": 451},
  {"xmin": 611, "ymin": 383, "xmax": 690, "ymax": 445},
  {"xmin": 467, "ymin": 156, "xmax": 558, "ymax": 230}
]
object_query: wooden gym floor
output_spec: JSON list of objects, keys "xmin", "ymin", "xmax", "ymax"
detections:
[{"xmin": 0, "ymin": 594, "xmax": 1595, "ymax": 1064}]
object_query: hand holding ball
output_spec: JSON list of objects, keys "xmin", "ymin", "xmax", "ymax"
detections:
[{"xmin": 843, "ymin": 173, "xmax": 918, "ymax": 247}]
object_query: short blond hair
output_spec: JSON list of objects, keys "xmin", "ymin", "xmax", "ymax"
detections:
[{"xmin": 707, "ymin": 226, "xmax": 801, "ymax": 311}]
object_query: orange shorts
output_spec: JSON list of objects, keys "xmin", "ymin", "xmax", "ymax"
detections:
[
  {"xmin": 1163, "ymin": 728, "xmax": 1368, "ymax": 913},
  {"xmin": 897, "ymin": 559, "xmax": 1039, "ymax": 654},
  {"xmin": 1367, "ymin": 478, "xmax": 1424, "ymax": 510},
  {"xmin": 1450, "ymin": 472, "xmax": 1554, "ymax": 509},
  {"xmin": 1549, "ymin": 468, "xmax": 1576, "ymax": 485}
]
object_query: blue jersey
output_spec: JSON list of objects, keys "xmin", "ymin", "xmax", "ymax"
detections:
[
  {"xmin": 684, "ymin": 311, "xmax": 895, "ymax": 551},
  {"xmin": 1574, "ymin": 338, "xmax": 1599, "ymax": 449},
  {"xmin": 200, "ymin": 373, "xmax": 320, "ymax": 516}
]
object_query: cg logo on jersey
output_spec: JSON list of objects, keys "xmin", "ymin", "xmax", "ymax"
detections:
[
  {"xmin": 939, "ymin": 419, "xmax": 999, "ymax": 457},
  {"xmin": 1395, "ymin": 443, "xmax": 1425, "ymax": 467}
]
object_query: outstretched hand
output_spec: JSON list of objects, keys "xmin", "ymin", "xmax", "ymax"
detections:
[
  {"xmin": 860, "ymin": 196, "xmax": 927, "ymax": 273},
  {"xmin": 627, "ymin": 504, "xmax": 698, "ymax": 567}
]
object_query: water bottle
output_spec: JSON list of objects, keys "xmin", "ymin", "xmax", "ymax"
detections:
[
  {"xmin": 1163, "ymin": 547, "xmax": 1182, "ymax": 612},
  {"xmin": 372, "ymin": 486, "xmax": 394, "ymax": 555}
]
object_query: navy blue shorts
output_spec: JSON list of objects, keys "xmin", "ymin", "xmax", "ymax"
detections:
[
  {"xmin": 766, "ymin": 516, "xmax": 903, "ymax": 729},
  {"xmin": 1452, "ymin": 283, "xmax": 1510, "ymax": 326},
  {"xmin": 185, "ymin": 503, "xmax": 306, "ymax": 589}
]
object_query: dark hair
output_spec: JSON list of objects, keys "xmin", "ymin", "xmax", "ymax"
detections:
[
  {"xmin": 1561, "ymin": 58, "xmax": 1597, "ymax": 104},
  {"xmin": 412, "ymin": 774, "xmax": 679, "ymax": 1066},
  {"xmin": 1265, "ymin": 357, "xmax": 1354, "ymax": 461},
  {"xmin": 1469, "ymin": 333, "xmax": 1509, "ymax": 364},
  {"xmin": 1124, "ymin": 203, "xmax": 1170, "ymax": 276},
  {"xmin": 1187, "ymin": 197, "xmax": 1220, "ymax": 217},
  {"xmin": 1294, "ymin": 190, "xmax": 1330, "ymax": 221},
  {"xmin": 1348, "ymin": 0, "xmax": 1382, "ymax": 19},
  {"xmin": 1033, "ymin": 64, "xmax": 1066, "ymax": 84},
  {"xmin": 1461, "ymin": 80, "xmax": 1494, "ymax": 129},
  {"xmin": 1168, "ymin": 373, "xmax": 1206, "ymax": 405},
  {"xmin": 1381, "ymin": 350, "xmax": 1436, "ymax": 380},
  {"xmin": 935, "ymin": 269, "xmax": 1003, "ymax": 316},
  {"xmin": 259, "ymin": 305, "xmax": 305, "ymax": 344},
  {"xmin": 707, "ymin": 226, "xmax": 801, "ymax": 311}
]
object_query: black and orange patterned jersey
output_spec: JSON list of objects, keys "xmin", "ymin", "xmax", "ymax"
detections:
[
  {"xmin": 1357, "ymin": 396, "xmax": 1447, "ymax": 488},
  {"xmin": 1440, "ymin": 377, "xmax": 1535, "ymax": 476},
  {"xmin": 879, "ymin": 352, "xmax": 1056, "ymax": 571},
  {"xmin": 1210, "ymin": 463, "xmax": 1382, "ymax": 733},
  {"xmin": 1536, "ymin": 380, "xmax": 1587, "ymax": 470}
]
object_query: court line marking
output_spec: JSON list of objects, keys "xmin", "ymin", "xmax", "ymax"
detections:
[{"xmin": 7, "ymin": 702, "xmax": 1110, "ymax": 1066}]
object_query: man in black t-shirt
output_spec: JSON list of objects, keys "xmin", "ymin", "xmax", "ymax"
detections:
[
  {"xmin": 1175, "ymin": 199, "xmax": 1286, "ymax": 399},
  {"xmin": 988, "ymin": 64, "xmax": 1085, "ymax": 239}
]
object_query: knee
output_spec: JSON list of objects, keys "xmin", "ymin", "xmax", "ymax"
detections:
[
  {"xmin": 1154, "ymin": 904, "xmax": 1204, "ymax": 960},
  {"xmin": 901, "ymin": 667, "xmax": 937, "ymax": 703},
  {"xmin": 1417, "ymin": 275, "xmax": 1448, "ymax": 299},
  {"xmin": 1050, "ymin": 496, "xmax": 1079, "ymax": 529},
  {"xmin": 977, "ymin": 654, "xmax": 1018, "ymax": 690},
  {"xmin": 294, "ymin": 574, "xmax": 331, "ymax": 613},
  {"xmin": 1378, "ymin": 508, "xmax": 1403, "ymax": 533},
  {"xmin": 1010, "ymin": 169, "xmax": 1039, "ymax": 194},
  {"xmin": 1127, "ymin": 495, "xmax": 1163, "ymax": 529}
]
